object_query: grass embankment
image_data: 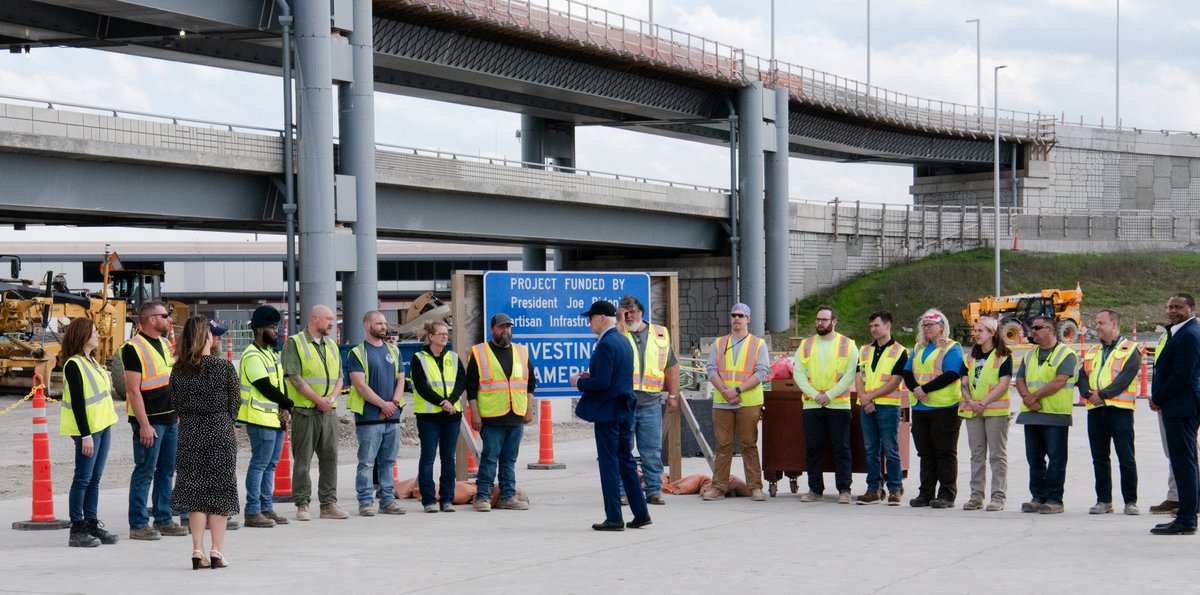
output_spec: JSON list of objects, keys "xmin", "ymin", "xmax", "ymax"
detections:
[{"xmin": 780, "ymin": 249, "xmax": 1200, "ymax": 347}]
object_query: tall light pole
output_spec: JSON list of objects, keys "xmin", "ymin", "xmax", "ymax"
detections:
[
  {"xmin": 993, "ymin": 64, "xmax": 1008, "ymax": 298},
  {"xmin": 1115, "ymin": 0, "xmax": 1120, "ymax": 126},
  {"xmin": 866, "ymin": 0, "xmax": 871, "ymax": 87},
  {"xmin": 966, "ymin": 19, "xmax": 980, "ymax": 117},
  {"xmin": 770, "ymin": 0, "xmax": 775, "ymax": 65}
]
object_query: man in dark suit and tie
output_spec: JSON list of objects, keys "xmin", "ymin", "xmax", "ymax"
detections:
[
  {"xmin": 571, "ymin": 300, "xmax": 651, "ymax": 532},
  {"xmin": 1150, "ymin": 293, "xmax": 1200, "ymax": 535}
]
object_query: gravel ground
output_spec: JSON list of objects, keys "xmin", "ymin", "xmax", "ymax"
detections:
[{"xmin": 0, "ymin": 393, "xmax": 596, "ymax": 502}]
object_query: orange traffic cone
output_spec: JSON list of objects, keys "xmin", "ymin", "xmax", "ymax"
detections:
[
  {"xmin": 1139, "ymin": 346, "xmax": 1150, "ymax": 398},
  {"xmin": 12, "ymin": 375, "xmax": 71, "ymax": 530},
  {"xmin": 273, "ymin": 431, "xmax": 294, "ymax": 502},
  {"xmin": 465, "ymin": 404, "xmax": 479, "ymax": 475},
  {"xmin": 528, "ymin": 399, "xmax": 565, "ymax": 470}
]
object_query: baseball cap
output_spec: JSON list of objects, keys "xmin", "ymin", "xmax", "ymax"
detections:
[
  {"xmin": 490, "ymin": 313, "xmax": 514, "ymax": 327},
  {"xmin": 208, "ymin": 320, "xmax": 228, "ymax": 337},
  {"xmin": 581, "ymin": 300, "xmax": 617, "ymax": 317}
]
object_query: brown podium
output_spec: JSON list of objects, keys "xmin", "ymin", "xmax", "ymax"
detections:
[{"xmin": 761, "ymin": 379, "xmax": 911, "ymax": 497}]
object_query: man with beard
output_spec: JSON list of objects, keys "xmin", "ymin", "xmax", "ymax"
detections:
[
  {"xmin": 467, "ymin": 313, "xmax": 538, "ymax": 511},
  {"xmin": 347, "ymin": 310, "xmax": 407, "ymax": 517},
  {"xmin": 239, "ymin": 306, "xmax": 295, "ymax": 528},
  {"xmin": 794, "ymin": 305, "xmax": 859, "ymax": 504}
]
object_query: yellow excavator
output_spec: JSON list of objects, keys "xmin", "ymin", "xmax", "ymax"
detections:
[{"xmin": 961, "ymin": 284, "xmax": 1084, "ymax": 345}]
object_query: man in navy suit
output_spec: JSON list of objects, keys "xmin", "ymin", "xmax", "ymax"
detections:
[
  {"xmin": 571, "ymin": 300, "xmax": 651, "ymax": 532},
  {"xmin": 1150, "ymin": 293, "xmax": 1200, "ymax": 535}
]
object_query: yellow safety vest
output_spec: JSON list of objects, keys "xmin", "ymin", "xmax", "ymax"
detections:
[
  {"xmin": 287, "ymin": 331, "xmax": 341, "ymax": 409},
  {"xmin": 413, "ymin": 349, "xmax": 463, "ymax": 414},
  {"xmin": 624, "ymin": 323, "xmax": 672, "ymax": 393},
  {"xmin": 60, "ymin": 355, "xmax": 118, "ymax": 437},
  {"xmin": 238, "ymin": 344, "xmax": 284, "ymax": 429},
  {"xmin": 858, "ymin": 342, "xmax": 908, "ymax": 407},
  {"xmin": 347, "ymin": 341, "xmax": 403, "ymax": 415},
  {"xmin": 911, "ymin": 341, "xmax": 962, "ymax": 408},
  {"xmin": 795, "ymin": 333, "xmax": 855, "ymax": 409},
  {"xmin": 471, "ymin": 343, "xmax": 530, "ymax": 418},
  {"xmin": 1083, "ymin": 338, "xmax": 1138, "ymax": 410},
  {"xmin": 713, "ymin": 333, "xmax": 766, "ymax": 407},
  {"xmin": 1153, "ymin": 334, "xmax": 1168, "ymax": 366},
  {"xmin": 1021, "ymin": 342, "xmax": 1077, "ymax": 415},
  {"xmin": 124, "ymin": 334, "xmax": 174, "ymax": 417},
  {"xmin": 960, "ymin": 350, "xmax": 1011, "ymax": 418}
]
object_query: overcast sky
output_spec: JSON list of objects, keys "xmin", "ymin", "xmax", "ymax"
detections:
[{"xmin": 1, "ymin": 0, "xmax": 1197, "ymax": 243}]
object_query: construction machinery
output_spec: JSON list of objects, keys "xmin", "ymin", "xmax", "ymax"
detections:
[{"xmin": 961, "ymin": 284, "xmax": 1083, "ymax": 345}]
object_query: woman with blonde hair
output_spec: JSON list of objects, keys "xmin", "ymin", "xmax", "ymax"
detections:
[
  {"xmin": 59, "ymin": 317, "xmax": 120, "ymax": 548},
  {"xmin": 410, "ymin": 319, "xmax": 467, "ymax": 512},
  {"xmin": 169, "ymin": 316, "xmax": 239, "ymax": 569},
  {"xmin": 958, "ymin": 316, "xmax": 1014, "ymax": 511},
  {"xmin": 901, "ymin": 308, "xmax": 964, "ymax": 508}
]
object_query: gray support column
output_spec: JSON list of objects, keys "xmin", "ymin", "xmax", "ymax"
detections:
[
  {"xmin": 764, "ymin": 87, "xmax": 790, "ymax": 333},
  {"xmin": 295, "ymin": 0, "xmax": 338, "ymax": 318},
  {"xmin": 339, "ymin": 0, "xmax": 378, "ymax": 344},
  {"xmin": 520, "ymin": 115, "xmax": 549, "ymax": 270},
  {"xmin": 738, "ymin": 84, "xmax": 767, "ymax": 335}
]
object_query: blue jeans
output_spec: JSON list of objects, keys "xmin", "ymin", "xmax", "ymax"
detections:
[
  {"xmin": 1025, "ymin": 424, "xmax": 1069, "ymax": 504},
  {"xmin": 70, "ymin": 426, "xmax": 111, "ymax": 522},
  {"xmin": 476, "ymin": 424, "xmax": 523, "ymax": 501},
  {"xmin": 861, "ymin": 405, "xmax": 903, "ymax": 492},
  {"xmin": 245, "ymin": 425, "xmax": 285, "ymax": 516},
  {"xmin": 620, "ymin": 404, "xmax": 664, "ymax": 497},
  {"xmin": 417, "ymin": 416, "xmax": 461, "ymax": 506},
  {"xmin": 128, "ymin": 422, "xmax": 177, "ymax": 529},
  {"xmin": 355, "ymin": 423, "xmax": 399, "ymax": 506}
]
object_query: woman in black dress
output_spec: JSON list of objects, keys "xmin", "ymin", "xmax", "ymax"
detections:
[{"xmin": 170, "ymin": 316, "xmax": 240, "ymax": 569}]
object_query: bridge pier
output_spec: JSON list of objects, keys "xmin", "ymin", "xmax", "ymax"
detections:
[
  {"xmin": 295, "ymin": 0, "xmax": 339, "ymax": 320},
  {"xmin": 764, "ymin": 87, "xmax": 790, "ymax": 333},
  {"xmin": 738, "ymin": 83, "xmax": 767, "ymax": 335},
  {"xmin": 519, "ymin": 115, "xmax": 575, "ymax": 271},
  {"xmin": 339, "ymin": 0, "xmax": 379, "ymax": 344}
]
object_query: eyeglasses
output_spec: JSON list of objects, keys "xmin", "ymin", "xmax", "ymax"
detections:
[
  {"xmin": 148, "ymin": 313, "xmax": 170, "ymax": 320},
  {"xmin": 431, "ymin": 332, "xmax": 449, "ymax": 338},
  {"xmin": 1030, "ymin": 325, "xmax": 1049, "ymax": 331},
  {"xmin": 730, "ymin": 313, "xmax": 747, "ymax": 319},
  {"xmin": 815, "ymin": 318, "xmax": 833, "ymax": 323}
]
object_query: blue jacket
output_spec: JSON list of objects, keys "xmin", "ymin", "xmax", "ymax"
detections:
[
  {"xmin": 1152, "ymin": 318, "xmax": 1200, "ymax": 420},
  {"xmin": 575, "ymin": 327, "xmax": 636, "ymax": 423}
]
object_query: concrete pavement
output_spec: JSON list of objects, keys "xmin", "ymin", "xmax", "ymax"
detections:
[{"xmin": 0, "ymin": 404, "xmax": 1194, "ymax": 594}]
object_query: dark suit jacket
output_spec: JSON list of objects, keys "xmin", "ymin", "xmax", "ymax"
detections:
[
  {"xmin": 575, "ymin": 327, "xmax": 636, "ymax": 423},
  {"xmin": 1152, "ymin": 317, "xmax": 1200, "ymax": 420}
]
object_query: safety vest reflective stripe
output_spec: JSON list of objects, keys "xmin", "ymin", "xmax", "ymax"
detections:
[
  {"xmin": 858, "ymin": 342, "xmax": 907, "ymax": 406},
  {"xmin": 912, "ymin": 341, "xmax": 962, "ymax": 408},
  {"xmin": 60, "ymin": 355, "xmax": 118, "ymax": 436},
  {"xmin": 238, "ymin": 345, "xmax": 284, "ymax": 428},
  {"xmin": 712, "ymin": 334, "xmax": 765, "ymax": 407},
  {"xmin": 1084, "ymin": 338, "xmax": 1138, "ymax": 410},
  {"xmin": 797, "ymin": 334, "xmax": 854, "ymax": 407},
  {"xmin": 414, "ymin": 350, "xmax": 462, "ymax": 414},
  {"xmin": 1022, "ymin": 343, "xmax": 1077, "ymax": 415},
  {"xmin": 626, "ymin": 324, "xmax": 671, "ymax": 393},
  {"xmin": 960, "ymin": 350, "xmax": 1010, "ymax": 418},
  {"xmin": 472, "ymin": 343, "xmax": 530, "ymax": 417},
  {"xmin": 347, "ymin": 342, "xmax": 403, "ymax": 415},
  {"xmin": 127, "ymin": 335, "xmax": 173, "ymax": 391}
]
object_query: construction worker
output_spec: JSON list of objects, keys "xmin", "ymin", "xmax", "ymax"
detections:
[
  {"xmin": 795, "ymin": 305, "xmax": 859, "ymax": 504},
  {"xmin": 902, "ymin": 308, "xmax": 964, "ymax": 509},
  {"xmin": 958, "ymin": 316, "xmax": 1013, "ymax": 512},
  {"xmin": 1149, "ymin": 294, "xmax": 1199, "ymax": 517},
  {"xmin": 467, "ymin": 313, "xmax": 537, "ymax": 511},
  {"xmin": 347, "ymin": 310, "xmax": 407, "ymax": 517},
  {"xmin": 239, "ymin": 306, "xmax": 294, "ymax": 528},
  {"xmin": 411, "ymin": 319, "xmax": 466, "ymax": 513},
  {"xmin": 60, "ymin": 318, "xmax": 120, "ymax": 548},
  {"xmin": 1078, "ymin": 308, "xmax": 1141, "ymax": 516},
  {"xmin": 616, "ymin": 295, "xmax": 680, "ymax": 506},
  {"xmin": 283, "ymin": 304, "xmax": 347, "ymax": 521},
  {"xmin": 854, "ymin": 310, "xmax": 908, "ymax": 506},
  {"xmin": 123, "ymin": 300, "xmax": 188, "ymax": 540},
  {"xmin": 1014, "ymin": 314, "xmax": 1078, "ymax": 514},
  {"xmin": 703, "ymin": 303, "xmax": 769, "ymax": 502}
]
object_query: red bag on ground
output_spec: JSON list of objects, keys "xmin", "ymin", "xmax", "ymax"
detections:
[
  {"xmin": 394, "ymin": 477, "xmax": 418, "ymax": 499},
  {"xmin": 663, "ymin": 474, "xmax": 709, "ymax": 495}
]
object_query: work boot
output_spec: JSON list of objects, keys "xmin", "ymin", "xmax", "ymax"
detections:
[
  {"xmin": 496, "ymin": 497, "xmax": 528, "ymax": 510},
  {"xmin": 887, "ymin": 490, "xmax": 903, "ymax": 506},
  {"xmin": 154, "ymin": 521, "xmax": 189, "ymax": 537},
  {"xmin": 357, "ymin": 504, "xmax": 376, "ymax": 517},
  {"xmin": 440, "ymin": 503, "xmax": 456, "ymax": 513},
  {"xmin": 379, "ymin": 502, "xmax": 407, "ymax": 515},
  {"xmin": 930, "ymin": 499, "xmax": 954, "ymax": 509},
  {"xmin": 1040, "ymin": 502, "xmax": 1065, "ymax": 514},
  {"xmin": 962, "ymin": 499, "xmax": 983, "ymax": 511},
  {"xmin": 424, "ymin": 504, "xmax": 439, "ymax": 513},
  {"xmin": 909, "ymin": 495, "xmax": 931, "ymax": 508},
  {"xmin": 1021, "ymin": 500, "xmax": 1045, "ymax": 513},
  {"xmin": 472, "ymin": 498, "xmax": 492, "ymax": 512},
  {"xmin": 701, "ymin": 488, "xmax": 725, "ymax": 501},
  {"xmin": 128, "ymin": 525, "xmax": 162, "ymax": 541},
  {"xmin": 750, "ymin": 489, "xmax": 767, "ymax": 502},
  {"xmin": 1125, "ymin": 503, "xmax": 1141, "ymax": 516},
  {"xmin": 1089, "ymin": 502, "xmax": 1113, "ymax": 515},
  {"xmin": 856, "ymin": 489, "xmax": 883, "ymax": 505},
  {"xmin": 69, "ymin": 521, "xmax": 101, "ymax": 548},
  {"xmin": 262, "ymin": 509, "xmax": 289, "ymax": 525},
  {"xmin": 798, "ymin": 491, "xmax": 822, "ymax": 503},
  {"xmin": 646, "ymin": 494, "xmax": 667, "ymax": 505},
  {"xmin": 244, "ymin": 513, "xmax": 276, "ymax": 528},
  {"xmin": 86, "ymin": 519, "xmax": 119, "ymax": 544},
  {"xmin": 295, "ymin": 505, "xmax": 311, "ymax": 521},
  {"xmin": 986, "ymin": 499, "xmax": 1005, "ymax": 512},
  {"xmin": 837, "ymin": 491, "xmax": 852, "ymax": 504},
  {"xmin": 1150, "ymin": 500, "xmax": 1180, "ymax": 515},
  {"xmin": 320, "ymin": 504, "xmax": 349, "ymax": 520}
]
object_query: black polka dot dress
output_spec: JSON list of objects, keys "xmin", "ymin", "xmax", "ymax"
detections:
[{"xmin": 170, "ymin": 356, "xmax": 241, "ymax": 516}]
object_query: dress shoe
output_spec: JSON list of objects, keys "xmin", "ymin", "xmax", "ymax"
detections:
[
  {"xmin": 626, "ymin": 516, "xmax": 652, "ymax": 529},
  {"xmin": 1150, "ymin": 521, "xmax": 1197, "ymax": 535},
  {"xmin": 592, "ymin": 520, "xmax": 625, "ymax": 532}
]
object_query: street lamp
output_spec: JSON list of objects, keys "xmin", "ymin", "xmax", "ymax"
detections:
[
  {"xmin": 993, "ymin": 64, "xmax": 1008, "ymax": 298},
  {"xmin": 1115, "ymin": 0, "xmax": 1120, "ymax": 126},
  {"xmin": 866, "ymin": 0, "xmax": 871, "ymax": 87},
  {"xmin": 966, "ymin": 19, "xmax": 980, "ymax": 117},
  {"xmin": 770, "ymin": 0, "xmax": 776, "ymax": 65}
]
